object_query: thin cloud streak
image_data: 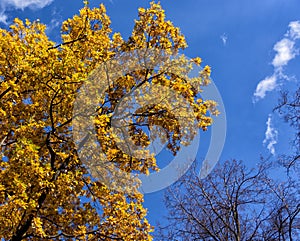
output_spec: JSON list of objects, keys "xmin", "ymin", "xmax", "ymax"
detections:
[
  {"xmin": 220, "ymin": 33, "xmax": 227, "ymax": 46},
  {"xmin": 0, "ymin": 11, "xmax": 7, "ymax": 24},
  {"xmin": 253, "ymin": 21, "xmax": 300, "ymax": 102},
  {"xmin": 263, "ymin": 115, "xmax": 278, "ymax": 155}
]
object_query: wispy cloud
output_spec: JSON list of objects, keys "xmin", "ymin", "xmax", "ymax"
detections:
[
  {"xmin": 45, "ymin": 7, "xmax": 62, "ymax": 37},
  {"xmin": 272, "ymin": 38, "xmax": 296, "ymax": 68},
  {"xmin": 288, "ymin": 21, "xmax": 300, "ymax": 40},
  {"xmin": 254, "ymin": 75, "xmax": 277, "ymax": 100},
  {"xmin": 0, "ymin": 0, "xmax": 53, "ymax": 24},
  {"xmin": 46, "ymin": 18, "xmax": 61, "ymax": 34},
  {"xmin": 263, "ymin": 115, "xmax": 278, "ymax": 155},
  {"xmin": 220, "ymin": 33, "xmax": 227, "ymax": 46},
  {"xmin": 253, "ymin": 21, "xmax": 300, "ymax": 102},
  {"xmin": 0, "ymin": 11, "xmax": 7, "ymax": 24},
  {"xmin": 1, "ymin": 0, "xmax": 53, "ymax": 10}
]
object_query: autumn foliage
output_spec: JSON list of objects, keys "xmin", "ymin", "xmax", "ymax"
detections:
[{"xmin": 0, "ymin": 2, "xmax": 216, "ymax": 240}]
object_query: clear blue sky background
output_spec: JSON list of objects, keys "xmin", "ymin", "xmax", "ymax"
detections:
[{"xmin": 1, "ymin": 0, "xmax": 299, "ymax": 238}]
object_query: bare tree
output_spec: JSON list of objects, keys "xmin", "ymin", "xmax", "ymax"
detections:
[
  {"xmin": 274, "ymin": 86, "xmax": 300, "ymax": 171},
  {"xmin": 262, "ymin": 176, "xmax": 300, "ymax": 241},
  {"xmin": 158, "ymin": 160, "xmax": 299, "ymax": 241}
]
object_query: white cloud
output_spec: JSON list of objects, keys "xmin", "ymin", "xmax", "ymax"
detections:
[
  {"xmin": 0, "ymin": 11, "xmax": 7, "ymax": 24},
  {"xmin": 263, "ymin": 115, "xmax": 278, "ymax": 155},
  {"xmin": 46, "ymin": 18, "xmax": 60, "ymax": 33},
  {"xmin": 272, "ymin": 38, "xmax": 295, "ymax": 68},
  {"xmin": 1, "ymin": 0, "xmax": 53, "ymax": 10},
  {"xmin": 253, "ymin": 75, "xmax": 277, "ymax": 100},
  {"xmin": 253, "ymin": 20, "xmax": 300, "ymax": 101},
  {"xmin": 287, "ymin": 21, "xmax": 300, "ymax": 40},
  {"xmin": 220, "ymin": 33, "xmax": 227, "ymax": 46},
  {"xmin": 0, "ymin": 0, "xmax": 53, "ymax": 24}
]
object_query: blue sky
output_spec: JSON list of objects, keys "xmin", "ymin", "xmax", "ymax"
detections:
[{"xmin": 1, "ymin": 0, "xmax": 299, "ymax": 237}]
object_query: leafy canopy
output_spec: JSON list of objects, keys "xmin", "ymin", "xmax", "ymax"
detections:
[{"xmin": 0, "ymin": 2, "xmax": 217, "ymax": 240}]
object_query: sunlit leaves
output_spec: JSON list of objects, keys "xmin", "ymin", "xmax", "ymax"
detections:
[{"xmin": 0, "ymin": 1, "xmax": 217, "ymax": 240}]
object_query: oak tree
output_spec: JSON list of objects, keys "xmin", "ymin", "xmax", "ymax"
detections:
[{"xmin": 0, "ymin": 2, "xmax": 216, "ymax": 240}]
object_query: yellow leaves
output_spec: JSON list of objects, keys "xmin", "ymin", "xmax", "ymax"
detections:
[
  {"xmin": 83, "ymin": 0, "xmax": 89, "ymax": 6},
  {"xmin": 9, "ymin": 18, "xmax": 24, "ymax": 34},
  {"xmin": 131, "ymin": 1, "xmax": 187, "ymax": 51},
  {"xmin": 0, "ymin": 1, "xmax": 217, "ymax": 240},
  {"xmin": 203, "ymin": 65, "xmax": 211, "ymax": 76},
  {"xmin": 95, "ymin": 192, "xmax": 153, "ymax": 239},
  {"xmin": 205, "ymin": 100, "xmax": 220, "ymax": 116},
  {"xmin": 32, "ymin": 217, "xmax": 46, "ymax": 237},
  {"xmin": 192, "ymin": 57, "xmax": 202, "ymax": 66},
  {"xmin": 106, "ymin": 148, "xmax": 120, "ymax": 160},
  {"xmin": 74, "ymin": 225, "xmax": 87, "ymax": 236},
  {"xmin": 173, "ymin": 82, "xmax": 187, "ymax": 92},
  {"xmin": 112, "ymin": 32, "xmax": 124, "ymax": 49},
  {"xmin": 138, "ymin": 7, "xmax": 146, "ymax": 15},
  {"xmin": 94, "ymin": 114, "xmax": 110, "ymax": 128},
  {"xmin": 25, "ymin": 18, "xmax": 31, "ymax": 26},
  {"xmin": 13, "ymin": 176, "xmax": 27, "ymax": 191},
  {"xmin": 0, "ymin": 108, "xmax": 6, "ymax": 117}
]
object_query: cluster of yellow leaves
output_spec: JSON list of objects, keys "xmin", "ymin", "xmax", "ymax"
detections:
[
  {"xmin": 127, "ymin": 2, "xmax": 187, "ymax": 52},
  {"xmin": 0, "ymin": 1, "xmax": 217, "ymax": 240}
]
